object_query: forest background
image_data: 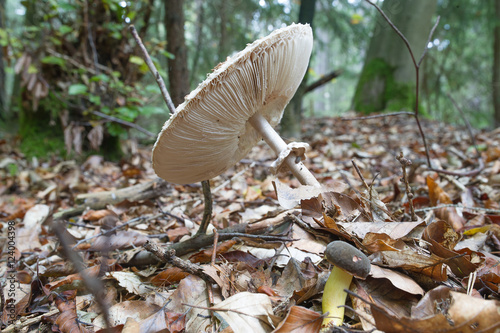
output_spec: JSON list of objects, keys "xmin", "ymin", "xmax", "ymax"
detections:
[{"xmin": 0, "ymin": 0, "xmax": 499, "ymax": 160}]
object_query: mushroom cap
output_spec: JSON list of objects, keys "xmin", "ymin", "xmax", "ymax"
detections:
[
  {"xmin": 152, "ymin": 24, "xmax": 313, "ymax": 184},
  {"xmin": 324, "ymin": 241, "xmax": 371, "ymax": 279}
]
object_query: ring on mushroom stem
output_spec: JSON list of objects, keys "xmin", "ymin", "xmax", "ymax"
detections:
[
  {"xmin": 322, "ymin": 241, "xmax": 371, "ymax": 328},
  {"xmin": 152, "ymin": 23, "xmax": 320, "ymax": 187}
]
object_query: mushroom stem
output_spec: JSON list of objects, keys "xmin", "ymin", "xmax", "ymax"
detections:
[
  {"xmin": 248, "ymin": 112, "xmax": 320, "ymax": 187},
  {"xmin": 322, "ymin": 266, "xmax": 353, "ymax": 328}
]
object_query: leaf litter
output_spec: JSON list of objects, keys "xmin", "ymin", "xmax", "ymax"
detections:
[{"xmin": 0, "ymin": 115, "xmax": 500, "ymax": 332}]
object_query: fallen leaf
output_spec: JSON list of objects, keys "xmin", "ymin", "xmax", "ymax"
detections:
[
  {"xmin": 372, "ymin": 286, "xmax": 500, "ymax": 332},
  {"xmin": 272, "ymin": 305, "xmax": 322, "ymax": 333},
  {"xmin": 212, "ymin": 292, "xmax": 278, "ymax": 333}
]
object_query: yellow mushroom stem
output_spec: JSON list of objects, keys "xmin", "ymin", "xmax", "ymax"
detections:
[{"xmin": 322, "ymin": 266, "xmax": 353, "ymax": 328}]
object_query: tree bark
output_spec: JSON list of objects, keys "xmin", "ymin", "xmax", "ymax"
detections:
[
  {"xmin": 280, "ymin": 0, "xmax": 316, "ymax": 139},
  {"xmin": 165, "ymin": 0, "xmax": 190, "ymax": 106},
  {"xmin": 494, "ymin": 0, "xmax": 500, "ymax": 127},
  {"xmin": 352, "ymin": 0, "xmax": 437, "ymax": 114}
]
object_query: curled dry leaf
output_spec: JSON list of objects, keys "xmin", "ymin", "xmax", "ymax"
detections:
[
  {"xmin": 370, "ymin": 249, "xmax": 448, "ymax": 282},
  {"xmin": 423, "ymin": 220, "xmax": 482, "ymax": 278},
  {"xmin": 426, "ymin": 176, "xmax": 465, "ymax": 230},
  {"xmin": 211, "ymin": 292, "xmax": 279, "ymax": 333},
  {"xmin": 55, "ymin": 290, "xmax": 92, "ymax": 333},
  {"xmin": 46, "ymin": 265, "xmax": 101, "ymax": 291},
  {"xmin": 150, "ymin": 267, "xmax": 189, "ymax": 287},
  {"xmin": 362, "ymin": 232, "xmax": 407, "ymax": 253},
  {"xmin": 189, "ymin": 239, "xmax": 238, "ymax": 263},
  {"xmin": 371, "ymin": 286, "xmax": 500, "ymax": 333},
  {"xmin": 272, "ymin": 305, "xmax": 322, "ymax": 333},
  {"xmin": 82, "ymin": 209, "xmax": 116, "ymax": 221}
]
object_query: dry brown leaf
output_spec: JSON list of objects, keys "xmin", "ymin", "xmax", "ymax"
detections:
[
  {"xmin": 423, "ymin": 220, "xmax": 482, "ymax": 278},
  {"xmin": 89, "ymin": 230, "xmax": 149, "ymax": 251},
  {"xmin": 82, "ymin": 209, "xmax": 116, "ymax": 221},
  {"xmin": 46, "ymin": 265, "xmax": 101, "ymax": 291},
  {"xmin": 338, "ymin": 221, "xmax": 424, "ymax": 241},
  {"xmin": 93, "ymin": 300, "xmax": 161, "ymax": 329},
  {"xmin": 370, "ymin": 265, "xmax": 424, "ymax": 295},
  {"xmin": 150, "ymin": 267, "xmax": 190, "ymax": 287},
  {"xmin": 55, "ymin": 290, "xmax": 92, "ymax": 333},
  {"xmin": 189, "ymin": 239, "xmax": 237, "ymax": 263},
  {"xmin": 211, "ymin": 292, "xmax": 278, "ymax": 333},
  {"xmin": 165, "ymin": 275, "xmax": 211, "ymax": 332},
  {"xmin": 370, "ymin": 249, "xmax": 448, "ymax": 281},
  {"xmin": 272, "ymin": 305, "xmax": 322, "ymax": 333},
  {"xmin": 371, "ymin": 286, "xmax": 500, "ymax": 333},
  {"xmin": 362, "ymin": 232, "xmax": 406, "ymax": 253},
  {"xmin": 426, "ymin": 176, "xmax": 465, "ymax": 230}
]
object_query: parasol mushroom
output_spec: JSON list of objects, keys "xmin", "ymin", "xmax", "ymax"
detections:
[
  {"xmin": 152, "ymin": 23, "xmax": 320, "ymax": 187},
  {"xmin": 322, "ymin": 241, "xmax": 371, "ymax": 328}
]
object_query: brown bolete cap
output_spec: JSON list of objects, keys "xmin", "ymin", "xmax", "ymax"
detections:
[
  {"xmin": 152, "ymin": 24, "xmax": 313, "ymax": 184},
  {"xmin": 324, "ymin": 241, "xmax": 371, "ymax": 279}
]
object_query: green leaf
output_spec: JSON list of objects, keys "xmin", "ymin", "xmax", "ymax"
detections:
[
  {"xmin": 129, "ymin": 56, "xmax": 145, "ymax": 66},
  {"xmin": 68, "ymin": 84, "xmax": 88, "ymax": 95},
  {"xmin": 58, "ymin": 25, "xmax": 73, "ymax": 35},
  {"xmin": 28, "ymin": 64, "xmax": 38, "ymax": 74},
  {"xmin": 89, "ymin": 95, "xmax": 101, "ymax": 105},
  {"xmin": 161, "ymin": 51, "xmax": 175, "ymax": 59},
  {"xmin": 139, "ymin": 105, "xmax": 165, "ymax": 116},
  {"xmin": 41, "ymin": 56, "xmax": 66, "ymax": 67},
  {"xmin": 90, "ymin": 74, "xmax": 110, "ymax": 83}
]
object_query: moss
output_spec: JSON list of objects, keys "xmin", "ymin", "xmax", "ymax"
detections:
[
  {"xmin": 353, "ymin": 58, "xmax": 419, "ymax": 114},
  {"xmin": 18, "ymin": 92, "xmax": 66, "ymax": 159}
]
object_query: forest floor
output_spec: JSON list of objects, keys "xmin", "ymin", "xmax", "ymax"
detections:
[{"xmin": 1, "ymin": 113, "xmax": 500, "ymax": 332}]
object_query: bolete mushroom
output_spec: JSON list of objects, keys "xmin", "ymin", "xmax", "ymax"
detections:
[
  {"xmin": 322, "ymin": 241, "xmax": 371, "ymax": 328},
  {"xmin": 152, "ymin": 23, "xmax": 320, "ymax": 187}
]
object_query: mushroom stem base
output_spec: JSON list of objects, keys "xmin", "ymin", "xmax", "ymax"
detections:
[
  {"xmin": 248, "ymin": 112, "xmax": 320, "ymax": 187},
  {"xmin": 322, "ymin": 266, "xmax": 353, "ymax": 328}
]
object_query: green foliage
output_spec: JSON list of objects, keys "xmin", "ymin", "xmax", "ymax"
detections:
[{"xmin": 7, "ymin": 0, "xmax": 164, "ymax": 158}]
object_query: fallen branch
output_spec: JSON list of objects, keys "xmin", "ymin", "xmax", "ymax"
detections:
[
  {"xmin": 144, "ymin": 241, "xmax": 217, "ymax": 285},
  {"xmin": 53, "ymin": 178, "xmax": 170, "ymax": 220},
  {"xmin": 123, "ymin": 210, "xmax": 296, "ymax": 267},
  {"xmin": 91, "ymin": 110, "xmax": 155, "ymax": 137}
]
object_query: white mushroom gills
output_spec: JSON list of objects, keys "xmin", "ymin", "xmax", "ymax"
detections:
[
  {"xmin": 152, "ymin": 24, "xmax": 318, "ymax": 185},
  {"xmin": 248, "ymin": 112, "xmax": 320, "ymax": 187}
]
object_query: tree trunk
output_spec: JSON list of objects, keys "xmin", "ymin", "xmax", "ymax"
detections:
[
  {"xmin": 165, "ymin": 0, "xmax": 190, "ymax": 106},
  {"xmin": 494, "ymin": 0, "xmax": 500, "ymax": 127},
  {"xmin": 352, "ymin": 0, "xmax": 437, "ymax": 114},
  {"xmin": 280, "ymin": 0, "xmax": 316, "ymax": 139}
]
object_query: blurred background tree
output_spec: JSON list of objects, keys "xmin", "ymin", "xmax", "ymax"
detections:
[{"xmin": 0, "ymin": 0, "xmax": 498, "ymax": 159}]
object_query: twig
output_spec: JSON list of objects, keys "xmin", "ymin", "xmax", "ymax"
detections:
[
  {"xmin": 352, "ymin": 160, "xmax": 369, "ymax": 190},
  {"xmin": 129, "ymin": 25, "xmax": 176, "ymax": 114},
  {"xmin": 418, "ymin": 17, "xmax": 441, "ymax": 67},
  {"xmin": 46, "ymin": 48, "xmax": 112, "ymax": 75},
  {"xmin": 415, "ymin": 204, "xmax": 500, "ymax": 214},
  {"xmin": 304, "ymin": 69, "xmax": 342, "ymax": 94},
  {"xmin": 211, "ymin": 230, "xmax": 219, "ymax": 266},
  {"xmin": 91, "ymin": 110, "xmax": 155, "ymax": 137},
  {"xmin": 123, "ymin": 211, "xmax": 294, "ymax": 266},
  {"xmin": 396, "ymin": 152, "xmax": 416, "ymax": 221},
  {"xmin": 365, "ymin": 0, "xmax": 441, "ymax": 169},
  {"xmin": 1, "ymin": 309, "xmax": 60, "ymax": 333},
  {"xmin": 53, "ymin": 221, "xmax": 112, "ymax": 331},
  {"xmin": 144, "ymin": 241, "xmax": 217, "ymax": 285}
]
